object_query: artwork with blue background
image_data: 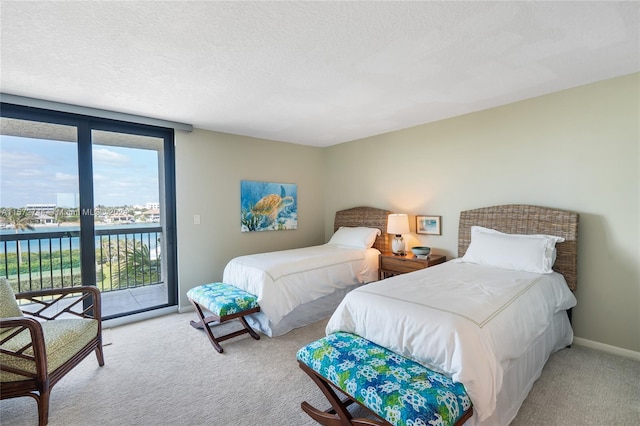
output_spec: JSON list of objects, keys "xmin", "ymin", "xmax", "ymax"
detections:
[{"xmin": 241, "ymin": 181, "xmax": 297, "ymax": 232}]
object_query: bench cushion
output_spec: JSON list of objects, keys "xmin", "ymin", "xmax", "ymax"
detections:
[
  {"xmin": 187, "ymin": 282, "xmax": 258, "ymax": 317},
  {"xmin": 297, "ymin": 332, "xmax": 472, "ymax": 426}
]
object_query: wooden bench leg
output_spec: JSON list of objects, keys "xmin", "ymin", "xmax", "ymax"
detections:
[
  {"xmin": 239, "ymin": 316, "xmax": 260, "ymax": 341},
  {"xmin": 189, "ymin": 299, "xmax": 261, "ymax": 353},
  {"xmin": 299, "ymin": 362, "xmax": 389, "ymax": 426},
  {"xmin": 189, "ymin": 299, "xmax": 225, "ymax": 352},
  {"xmin": 301, "ymin": 401, "xmax": 347, "ymax": 426}
]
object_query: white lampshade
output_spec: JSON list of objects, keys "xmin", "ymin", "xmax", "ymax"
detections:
[{"xmin": 387, "ymin": 214, "xmax": 410, "ymax": 235}]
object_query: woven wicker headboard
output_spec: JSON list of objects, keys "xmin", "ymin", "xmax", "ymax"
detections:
[
  {"xmin": 334, "ymin": 206, "xmax": 392, "ymax": 253},
  {"xmin": 458, "ymin": 205, "xmax": 579, "ymax": 291}
]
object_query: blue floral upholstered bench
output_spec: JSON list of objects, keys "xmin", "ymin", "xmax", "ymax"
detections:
[
  {"xmin": 297, "ymin": 332, "xmax": 473, "ymax": 426},
  {"xmin": 187, "ymin": 282, "xmax": 260, "ymax": 353}
]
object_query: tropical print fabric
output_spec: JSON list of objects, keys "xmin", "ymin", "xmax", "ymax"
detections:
[
  {"xmin": 187, "ymin": 282, "xmax": 258, "ymax": 317},
  {"xmin": 297, "ymin": 332, "xmax": 472, "ymax": 426}
]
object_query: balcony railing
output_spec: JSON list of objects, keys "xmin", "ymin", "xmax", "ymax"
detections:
[{"xmin": 0, "ymin": 225, "xmax": 163, "ymax": 293}]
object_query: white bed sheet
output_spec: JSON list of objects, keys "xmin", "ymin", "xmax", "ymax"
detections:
[
  {"xmin": 484, "ymin": 310, "xmax": 573, "ymax": 425},
  {"xmin": 243, "ymin": 285, "xmax": 359, "ymax": 337},
  {"xmin": 325, "ymin": 260, "xmax": 576, "ymax": 424},
  {"xmin": 222, "ymin": 244, "xmax": 380, "ymax": 337}
]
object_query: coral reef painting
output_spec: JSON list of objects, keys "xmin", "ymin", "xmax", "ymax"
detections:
[{"xmin": 241, "ymin": 180, "xmax": 297, "ymax": 232}]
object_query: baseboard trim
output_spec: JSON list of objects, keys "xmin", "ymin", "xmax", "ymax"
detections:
[
  {"xmin": 573, "ymin": 337, "xmax": 640, "ymax": 360},
  {"xmin": 178, "ymin": 304, "xmax": 195, "ymax": 314},
  {"xmin": 103, "ymin": 306, "xmax": 179, "ymax": 329}
]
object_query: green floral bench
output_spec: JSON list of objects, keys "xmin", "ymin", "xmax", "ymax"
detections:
[
  {"xmin": 187, "ymin": 282, "xmax": 260, "ymax": 353},
  {"xmin": 297, "ymin": 332, "xmax": 473, "ymax": 426}
]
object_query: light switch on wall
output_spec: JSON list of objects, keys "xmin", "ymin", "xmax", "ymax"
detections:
[{"xmin": 193, "ymin": 214, "xmax": 201, "ymax": 225}]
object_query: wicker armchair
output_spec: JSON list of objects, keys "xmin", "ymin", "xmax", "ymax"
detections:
[{"xmin": 0, "ymin": 278, "xmax": 104, "ymax": 426}]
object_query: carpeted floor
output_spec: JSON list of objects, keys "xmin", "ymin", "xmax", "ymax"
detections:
[{"xmin": 1, "ymin": 313, "xmax": 638, "ymax": 425}]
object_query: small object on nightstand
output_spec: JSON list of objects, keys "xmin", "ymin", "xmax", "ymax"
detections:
[
  {"xmin": 378, "ymin": 252, "xmax": 446, "ymax": 280},
  {"xmin": 411, "ymin": 246, "xmax": 431, "ymax": 257}
]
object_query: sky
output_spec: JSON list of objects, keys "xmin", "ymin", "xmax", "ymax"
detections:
[{"xmin": 0, "ymin": 135, "xmax": 159, "ymax": 208}]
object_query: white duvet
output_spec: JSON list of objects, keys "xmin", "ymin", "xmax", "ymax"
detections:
[
  {"xmin": 223, "ymin": 244, "xmax": 379, "ymax": 332},
  {"xmin": 326, "ymin": 260, "xmax": 577, "ymax": 424}
]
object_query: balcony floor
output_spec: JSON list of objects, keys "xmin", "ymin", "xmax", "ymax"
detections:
[{"xmin": 102, "ymin": 283, "xmax": 168, "ymax": 317}]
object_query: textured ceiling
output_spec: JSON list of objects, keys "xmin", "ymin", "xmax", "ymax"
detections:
[{"xmin": 1, "ymin": 1, "xmax": 638, "ymax": 147}]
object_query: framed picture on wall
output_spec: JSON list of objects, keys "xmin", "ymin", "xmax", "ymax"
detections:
[
  {"xmin": 416, "ymin": 215, "xmax": 441, "ymax": 235},
  {"xmin": 240, "ymin": 180, "xmax": 297, "ymax": 232}
]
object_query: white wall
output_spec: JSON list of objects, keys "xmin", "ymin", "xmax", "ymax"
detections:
[
  {"xmin": 324, "ymin": 73, "xmax": 640, "ymax": 352},
  {"xmin": 174, "ymin": 129, "xmax": 325, "ymax": 308}
]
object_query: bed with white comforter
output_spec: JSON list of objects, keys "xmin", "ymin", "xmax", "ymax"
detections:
[
  {"xmin": 326, "ymin": 260, "xmax": 576, "ymax": 425},
  {"xmin": 223, "ymin": 244, "xmax": 380, "ymax": 336},
  {"xmin": 320, "ymin": 204, "xmax": 580, "ymax": 425},
  {"xmin": 222, "ymin": 206, "xmax": 392, "ymax": 337}
]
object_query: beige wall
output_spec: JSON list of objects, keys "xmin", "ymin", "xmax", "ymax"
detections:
[
  {"xmin": 324, "ymin": 73, "xmax": 640, "ymax": 352},
  {"xmin": 174, "ymin": 130, "xmax": 325, "ymax": 307},
  {"xmin": 173, "ymin": 74, "xmax": 638, "ymax": 352}
]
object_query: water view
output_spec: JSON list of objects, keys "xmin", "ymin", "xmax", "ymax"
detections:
[
  {"xmin": 1, "ymin": 107, "xmax": 173, "ymax": 316},
  {"xmin": 1, "ymin": 223, "xmax": 161, "ymax": 254}
]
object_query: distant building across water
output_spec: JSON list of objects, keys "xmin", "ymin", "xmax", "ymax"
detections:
[
  {"xmin": 24, "ymin": 204, "xmax": 57, "ymax": 224},
  {"xmin": 24, "ymin": 203, "xmax": 56, "ymax": 216}
]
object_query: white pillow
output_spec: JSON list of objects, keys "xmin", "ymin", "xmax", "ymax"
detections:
[
  {"xmin": 461, "ymin": 226, "xmax": 564, "ymax": 273},
  {"xmin": 327, "ymin": 227, "xmax": 381, "ymax": 249}
]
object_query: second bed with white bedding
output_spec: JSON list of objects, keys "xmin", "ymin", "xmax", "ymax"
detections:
[
  {"xmin": 223, "ymin": 244, "xmax": 380, "ymax": 336},
  {"xmin": 221, "ymin": 206, "xmax": 392, "ymax": 337}
]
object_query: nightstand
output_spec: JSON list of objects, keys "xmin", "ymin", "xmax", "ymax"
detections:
[{"xmin": 378, "ymin": 252, "xmax": 446, "ymax": 280}]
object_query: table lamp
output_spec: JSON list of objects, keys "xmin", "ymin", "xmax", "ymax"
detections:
[{"xmin": 387, "ymin": 213, "xmax": 410, "ymax": 255}]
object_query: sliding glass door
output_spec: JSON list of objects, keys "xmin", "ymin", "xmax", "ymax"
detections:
[
  {"xmin": 0, "ymin": 116, "xmax": 81, "ymax": 289},
  {"xmin": 0, "ymin": 103, "xmax": 177, "ymax": 319},
  {"xmin": 90, "ymin": 129, "xmax": 172, "ymax": 316}
]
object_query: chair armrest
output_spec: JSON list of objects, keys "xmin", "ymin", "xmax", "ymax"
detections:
[
  {"xmin": 15, "ymin": 286, "xmax": 102, "ymax": 322},
  {"xmin": 0, "ymin": 316, "xmax": 48, "ymax": 380}
]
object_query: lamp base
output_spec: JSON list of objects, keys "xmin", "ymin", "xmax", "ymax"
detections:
[{"xmin": 391, "ymin": 235, "xmax": 405, "ymax": 255}]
